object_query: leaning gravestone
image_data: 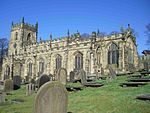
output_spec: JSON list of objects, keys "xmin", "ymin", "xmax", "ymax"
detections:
[
  {"xmin": 13, "ymin": 75, "xmax": 22, "ymax": 90},
  {"xmin": 34, "ymin": 81, "xmax": 68, "ymax": 113},
  {"xmin": 80, "ymin": 69, "xmax": 87, "ymax": 85},
  {"xmin": 56, "ymin": 68, "xmax": 67, "ymax": 85},
  {"xmin": 108, "ymin": 66, "xmax": 116, "ymax": 79},
  {"xmin": 26, "ymin": 83, "xmax": 35, "ymax": 96},
  {"xmin": 69, "ymin": 71, "xmax": 75, "ymax": 82},
  {"xmin": 37, "ymin": 74, "xmax": 51, "ymax": 88},
  {"xmin": 3, "ymin": 79, "xmax": 13, "ymax": 92}
]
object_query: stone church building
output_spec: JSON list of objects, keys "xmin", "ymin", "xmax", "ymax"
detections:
[{"xmin": 1, "ymin": 18, "xmax": 139, "ymax": 81}]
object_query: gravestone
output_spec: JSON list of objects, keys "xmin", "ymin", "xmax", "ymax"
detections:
[
  {"xmin": 0, "ymin": 93, "xmax": 5, "ymax": 103},
  {"xmin": 26, "ymin": 83, "xmax": 35, "ymax": 96},
  {"xmin": 108, "ymin": 66, "xmax": 116, "ymax": 79},
  {"xmin": 80, "ymin": 70, "xmax": 87, "ymax": 85},
  {"xmin": 30, "ymin": 78, "xmax": 35, "ymax": 84},
  {"xmin": 69, "ymin": 71, "xmax": 75, "ymax": 82},
  {"xmin": 3, "ymin": 79, "xmax": 13, "ymax": 92},
  {"xmin": 37, "ymin": 74, "xmax": 51, "ymax": 88},
  {"xmin": 56, "ymin": 68, "xmax": 67, "ymax": 85},
  {"xmin": 34, "ymin": 81, "xmax": 68, "ymax": 113},
  {"xmin": 13, "ymin": 75, "xmax": 22, "ymax": 90}
]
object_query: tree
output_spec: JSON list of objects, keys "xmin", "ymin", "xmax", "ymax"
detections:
[
  {"xmin": 0, "ymin": 38, "xmax": 8, "ymax": 70},
  {"xmin": 145, "ymin": 23, "xmax": 150, "ymax": 45}
]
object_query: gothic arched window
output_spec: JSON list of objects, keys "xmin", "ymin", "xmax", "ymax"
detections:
[
  {"xmin": 96, "ymin": 46, "xmax": 101, "ymax": 65},
  {"xmin": 39, "ymin": 60, "xmax": 44, "ymax": 74},
  {"xmin": 4, "ymin": 65, "xmax": 10, "ymax": 80},
  {"xmin": 28, "ymin": 62, "xmax": 32, "ymax": 75},
  {"xmin": 27, "ymin": 33, "xmax": 31, "ymax": 41},
  {"xmin": 56, "ymin": 55, "xmax": 62, "ymax": 70},
  {"xmin": 15, "ymin": 32, "xmax": 18, "ymax": 40},
  {"xmin": 108, "ymin": 43, "xmax": 119, "ymax": 65},
  {"xmin": 5, "ymin": 65, "xmax": 10, "ymax": 77},
  {"xmin": 75, "ymin": 52, "xmax": 83, "ymax": 70}
]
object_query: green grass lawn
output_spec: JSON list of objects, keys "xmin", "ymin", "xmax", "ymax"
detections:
[{"xmin": 0, "ymin": 76, "xmax": 150, "ymax": 113}]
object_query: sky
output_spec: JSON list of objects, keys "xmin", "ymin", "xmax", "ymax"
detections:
[{"xmin": 0, "ymin": 0, "xmax": 150, "ymax": 55}]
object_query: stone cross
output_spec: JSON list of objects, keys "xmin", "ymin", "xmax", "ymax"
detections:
[{"xmin": 34, "ymin": 81, "xmax": 68, "ymax": 113}]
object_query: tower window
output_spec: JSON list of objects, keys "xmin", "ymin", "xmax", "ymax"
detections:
[
  {"xmin": 27, "ymin": 33, "xmax": 31, "ymax": 41},
  {"xmin": 15, "ymin": 32, "xmax": 18, "ymax": 40}
]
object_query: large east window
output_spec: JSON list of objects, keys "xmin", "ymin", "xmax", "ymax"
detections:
[{"xmin": 108, "ymin": 43, "xmax": 119, "ymax": 65}]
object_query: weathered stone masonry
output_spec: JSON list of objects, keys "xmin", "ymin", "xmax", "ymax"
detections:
[{"xmin": 1, "ymin": 18, "xmax": 139, "ymax": 81}]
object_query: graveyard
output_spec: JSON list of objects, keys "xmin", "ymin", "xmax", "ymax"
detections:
[{"xmin": 0, "ymin": 73, "xmax": 150, "ymax": 113}]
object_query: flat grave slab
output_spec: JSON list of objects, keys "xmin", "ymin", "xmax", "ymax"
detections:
[
  {"xmin": 66, "ymin": 85, "xmax": 83, "ymax": 92},
  {"xmin": 128, "ymin": 78, "xmax": 150, "ymax": 82},
  {"xmin": 136, "ymin": 94, "xmax": 150, "ymax": 101},
  {"xmin": 140, "ymin": 72, "xmax": 150, "ymax": 75},
  {"xmin": 120, "ymin": 82, "xmax": 148, "ymax": 87},
  {"xmin": 83, "ymin": 83, "xmax": 103, "ymax": 87},
  {"xmin": 128, "ymin": 74, "xmax": 143, "ymax": 78}
]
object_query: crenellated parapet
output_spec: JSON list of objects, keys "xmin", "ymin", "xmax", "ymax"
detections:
[{"xmin": 11, "ymin": 17, "xmax": 38, "ymax": 32}]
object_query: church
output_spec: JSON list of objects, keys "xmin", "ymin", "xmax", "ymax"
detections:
[{"xmin": 1, "ymin": 18, "xmax": 139, "ymax": 81}]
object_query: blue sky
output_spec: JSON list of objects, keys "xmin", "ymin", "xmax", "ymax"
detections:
[{"xmin": 0, "ymin": 0, "xmax": 150, "ymax": 55}]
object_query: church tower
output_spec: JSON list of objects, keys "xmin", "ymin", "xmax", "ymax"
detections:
[{"xmin": 8, "ymin": 17, "xmax": 38, "ymax": 56}]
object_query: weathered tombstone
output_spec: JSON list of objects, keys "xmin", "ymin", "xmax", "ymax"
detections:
[
  {"xmin": 30, "ymin": 78, "xmax": 35, "ymax": 84},
  {"xmin": 0, "ymin": 93, "xmax": 5, "ymax": 103},
  {"xmin": 80, "ymin": 69, "xmax": 87, "ymax": 85},
  {"xmin": 69, "ymin": 71, "xmax": 75, "ymax": 82},
  {"xmin": 37, "ymin": 74, "xmax": 51, "ymax": 88},
  {"xmin": 48, "ymin": 74, "xmax": 54, "ymax": 81},
  {"xmin": 26, "ymin": 83, "xmax": 35, "ymax": 96},
  {"xmin": 34, "ymin": 81, "xmax": 68, "ymax": 113},
  {"xmin": 56, "ymin": 68, "xmax": 67, "ymax": 85},
  {"xmin": 3, "ymin": 79, "xmax": 13, "ymax": 92},
  {"xmin": 13, "ymin": 75, "xmax": 22, "ymax": 90},
  {"xmin": 108, "ymin": 66, "xmax": 116, "ymax": 79}
]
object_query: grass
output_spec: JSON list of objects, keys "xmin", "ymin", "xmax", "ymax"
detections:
[{"xmin": 0, "ymin": 76, "xmax": 150, "ymax": 113}]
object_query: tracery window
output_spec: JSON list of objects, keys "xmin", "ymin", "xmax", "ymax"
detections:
[
  {"xmin": 96, "ymin": 46, "xmax": 101, "ymax": 65},
  {"xmin": 5, "ymin": 65, "xmax": 10, "ymax": 77},
  {"xmin": 108, "ymin": 43, "xmax": 119, "ymax": 65},
  {"xmin": 39, "ymin": 61, "xmax": 44, "ymax": 74},
  {"xmin": 56, "ymin": 55, "xmax": 62, "ymax": 70},
  {"xmin": 56, "ymin": 55, "xmax": 62, "ymax": 69},
  {"xmin": 28, "ymin": 62, "xmax": 32, "ymax": 75},
  {"xmin": 27, "ymin": 33, "xmax": 31, "ymax": 41},
  {"xmin": 75, "ymin": 52, "xmax": 83, "ymax": 70}
]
